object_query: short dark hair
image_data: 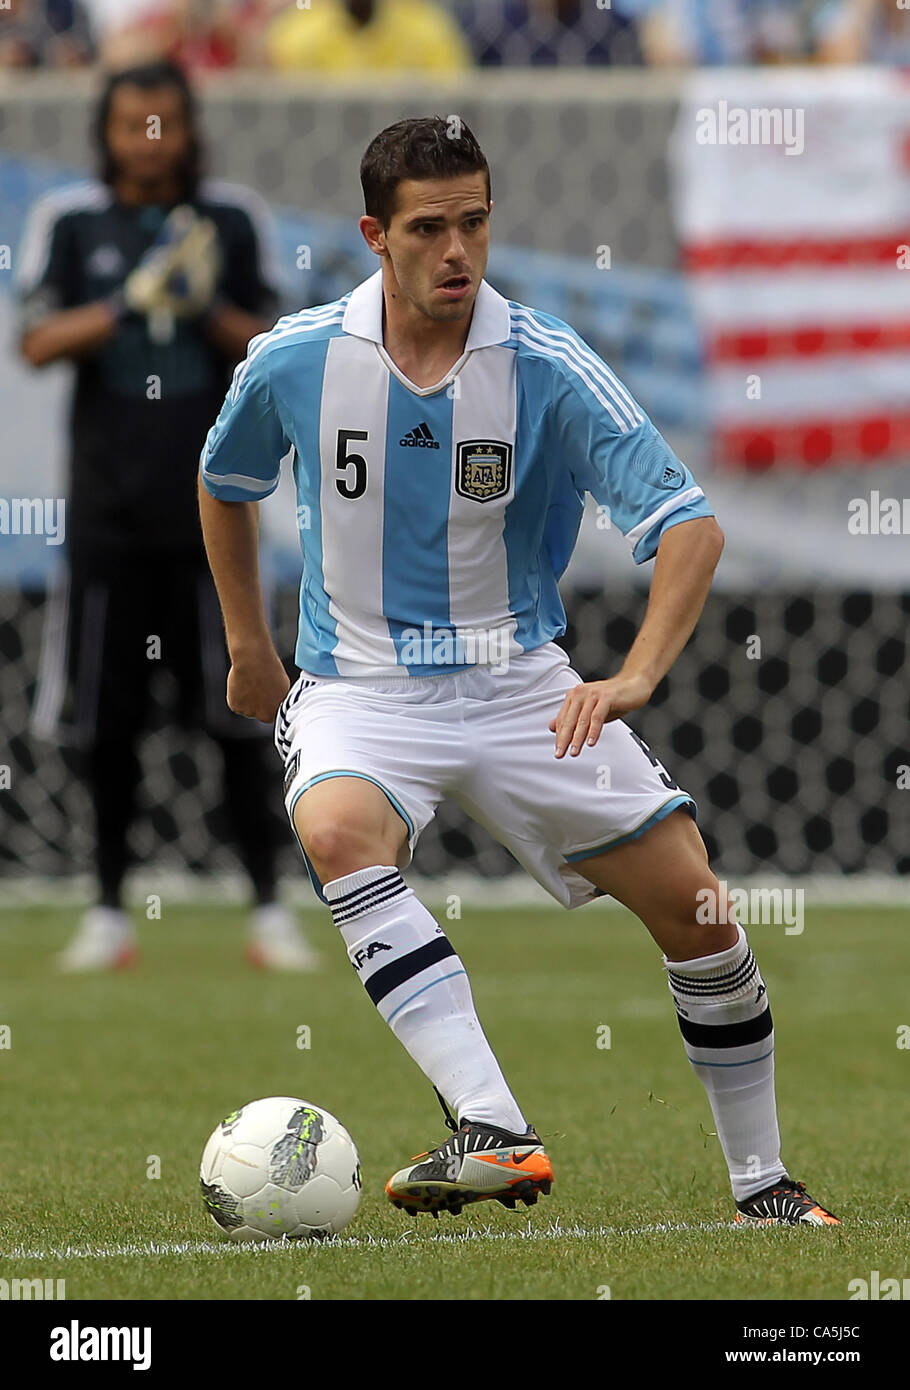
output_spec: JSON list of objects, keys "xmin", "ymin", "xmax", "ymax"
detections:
[
  {"xmin": 94, "ymin": 60, "xmax": 202, "ymax": 200},
  {"xmin": 360, "ymin": 116, "xmax": 491, "ymax": 228}
]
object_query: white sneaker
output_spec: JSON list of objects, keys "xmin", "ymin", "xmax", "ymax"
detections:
[
  {"xmin": 56, "ymin": 907, "xmax": 138, "ymax": 972},
  {"xmin": 246, "ymin": 903, "xmax": 321, "ymax": 972}
]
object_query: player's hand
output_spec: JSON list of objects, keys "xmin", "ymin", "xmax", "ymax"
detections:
[
  {"xmin": 226, "ymin": 649, "xmax": 290, "ymax": 723},
  {"xmin": 123, "ymin": 205, "xmax": 221, "ymax": 322},
  {"xmin": 549, "ymin": 672, "xmax": 653, "ymax": 758}
]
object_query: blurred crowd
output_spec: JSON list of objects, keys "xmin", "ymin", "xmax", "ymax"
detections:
[{"xmin": 1, "ymin": 0, "xmax": 907, "ymax": 73}]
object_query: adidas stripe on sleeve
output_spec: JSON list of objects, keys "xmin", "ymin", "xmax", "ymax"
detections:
[
  {"xmin": 519, "ymin": 307, "xmax": 712, "ymax": 563},
  {"xmin": 197, "ymin": 274, "xmax": 715, "ymax": 677},
  {"xmin": 199, "ymin": 332, "xmax": 291, "ymax": 502}
]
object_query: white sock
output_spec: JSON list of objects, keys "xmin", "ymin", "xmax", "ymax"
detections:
[
  {"xmin": 665, "ymin": 925, "xmax": 788, "ymax": 1201},
  {"xmin": 323, "ymin": 865, "xmax": 527, "ymax": 1133}
]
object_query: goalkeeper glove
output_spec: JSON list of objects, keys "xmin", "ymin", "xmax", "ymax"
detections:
[{"xmin": 123, "ymin": 204, "xmax": 222, "ymax": 341}]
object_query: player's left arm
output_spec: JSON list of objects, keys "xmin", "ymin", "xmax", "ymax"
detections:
[
  {"xmin": 550, "ymin": 515, "xmax": 723, "ymax": 757},
  {"xmin": 548, "ymin": 347, "xmax": 722, "ymax": 757},
  {"xmin": 199, "ymin": 337, "xmax": 291, "ymax": 722}
]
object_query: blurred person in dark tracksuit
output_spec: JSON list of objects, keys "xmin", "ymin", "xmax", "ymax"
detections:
[{"xmin": 17, "ymin": 60, "xmax": 318, "ymax": 971}]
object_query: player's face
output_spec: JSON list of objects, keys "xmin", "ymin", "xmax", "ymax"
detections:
[
  {"xmin": 377, "ymin": 175, "xmax": 491, "ymax": 323},
  {"xmin": 105, "ymin": 84, "xmax": 192, "ymax": 191}
]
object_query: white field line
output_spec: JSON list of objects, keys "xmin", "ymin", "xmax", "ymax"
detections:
[{"xmin": 4, "ymin": 1217, "xmax": 886, "ymax": 1261}]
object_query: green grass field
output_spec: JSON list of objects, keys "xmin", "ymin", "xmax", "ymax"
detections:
[{"xmin": 1, "ymin": 901, "xmax": 907, "ymax": 1301}]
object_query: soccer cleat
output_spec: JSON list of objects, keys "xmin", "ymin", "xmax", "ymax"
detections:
[
  {"xmin": 56, "ymin": 907, "xmax": 138, "ymax": 973},
  {"xmin": 245, "ymin": 903, "xmax": 321, "ymax": 972},
  {"xmin": 386, "ymin": 1118, "xmax": 554, "ymax": 1218},
  {"xmin": 734, "ymin": 1177, "xmax": 840, "ymax": 1227}
]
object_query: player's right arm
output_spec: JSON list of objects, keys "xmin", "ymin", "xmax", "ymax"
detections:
[
  {"xmin": 20, "ymin": 301, "xmax": 120, "ymax": 367},
  {"xmin": 198, "ymin": 339, "xmax": 291, "ymax": 723},
  {"xmin": 16, "ymin": 202, "xmax": 120, "ymax": 366},
  {"xmin": 198, "ymin": 485, "xmax": 290, "ymax": 721}
]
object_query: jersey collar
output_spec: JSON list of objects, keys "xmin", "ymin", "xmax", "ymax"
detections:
[{"xmin": 342, "ymin": 268, "xmax": 511, "ymax": 350}]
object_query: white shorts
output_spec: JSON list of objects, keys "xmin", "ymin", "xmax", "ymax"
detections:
[{"xmin": 274, "ymin": 643, "xmax": 696, "ymax": 910}]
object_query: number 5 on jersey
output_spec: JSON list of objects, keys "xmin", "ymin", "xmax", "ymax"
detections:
[{"xmin": 336, "ymin": 429, "xmax": 368, "ymax": 499}]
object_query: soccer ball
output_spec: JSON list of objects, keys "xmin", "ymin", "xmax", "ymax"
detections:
[{"xmin": 200, "ymin": 1096, "xmax": 362, "ymax": 1242}]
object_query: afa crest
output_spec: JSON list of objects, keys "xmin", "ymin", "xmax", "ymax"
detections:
[{"xmin": 455, "ymin": 440, "xmax": 512, "ymax": 504}]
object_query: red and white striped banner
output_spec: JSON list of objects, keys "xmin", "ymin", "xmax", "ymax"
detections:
[{"xmin": 671, "ymin": 68, "xmax": 910, "ymax": 469}]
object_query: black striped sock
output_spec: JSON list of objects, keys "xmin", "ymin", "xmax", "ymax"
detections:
[
  {"xmin": 666, "ymin": 925, "xmax": 787, "ymax": 1201},
  {"xmin": 322, "ymin": 865, "xmax": 526, "ymax": 1131}
]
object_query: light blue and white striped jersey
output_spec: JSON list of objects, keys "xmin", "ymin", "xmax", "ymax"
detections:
[{"xmin": 201, "ymin": 269, "xmax": 713, "ymax": 677}]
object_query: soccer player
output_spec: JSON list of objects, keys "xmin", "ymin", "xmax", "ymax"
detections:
[
  {"xmin": 18, "ymin": 60, "xmax": 316, "ymax": 972},
  {"xmin": 198, "ymin": 116, "xmax": 838, "ymax": 1226}
]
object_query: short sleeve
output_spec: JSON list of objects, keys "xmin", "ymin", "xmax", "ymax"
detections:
[
  {"xmin": 200, "ymin": 339, "xmax": 290, "ymax": 502},
  {"xmin": 16, "ymin": 200, "xmax": 80, "ymax": 334},
  {"xmin": 552, "ymin": 350, "xmax": 714, "ymax": 564}
]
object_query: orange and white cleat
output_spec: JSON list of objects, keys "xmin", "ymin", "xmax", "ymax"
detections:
[
  {"xmin": 245, "ymin": 903, "xmax": 321, "ymax": 972},
  {"xmin": 55, "ymin": 907, "xmax": 138, "ymax": 973},
  {"xmin": 386, "ymin": 1118, "xmax": 554, "ymax": 1219},
  {"xmin": 735, "ymin": 1177, "xmax": 840, "ymax": 1227}
]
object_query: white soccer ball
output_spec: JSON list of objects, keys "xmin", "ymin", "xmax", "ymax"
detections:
[{"xmin": 200, "ymin": 1097, "xmax": 362, "ymax": 1242}]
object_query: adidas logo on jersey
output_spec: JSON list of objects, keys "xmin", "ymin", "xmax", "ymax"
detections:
[{"xmin": 400, "ymin": 423, "xmax": 439, "ymax": 449}]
